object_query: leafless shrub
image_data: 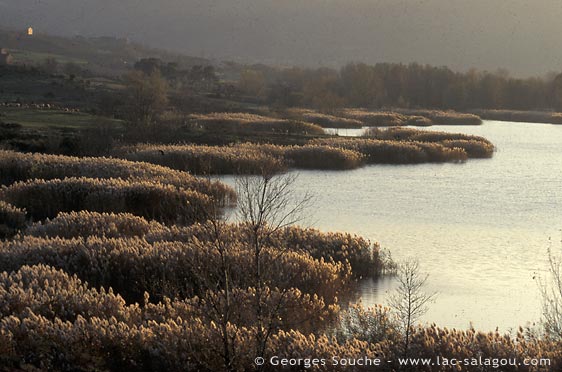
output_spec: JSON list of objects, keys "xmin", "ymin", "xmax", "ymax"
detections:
[{"xmin": 389, "ymin": 259, "xmax": 437, "ymax": 358}]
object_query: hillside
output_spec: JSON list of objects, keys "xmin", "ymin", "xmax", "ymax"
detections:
[{"xmin": 0, "ymin": 28, "xmax": 209, "ymax": 76}]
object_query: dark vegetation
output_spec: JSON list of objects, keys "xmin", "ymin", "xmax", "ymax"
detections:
[
  {"xmin": 0, "ymin": 29, "xmax": 208, "ymax": 77},
  {"xmin": 394, "ymin": 109, "xmax": 483, "ymax": 126},
  {"xmin": 237, "ymin": 62, "xmax": 562, "ymax": 112},
  {"xmin": 469, "ymin": 109, "xmax": 562, "ymax": 124},
  {"xmin": 1, "ymin": 31, "xmax": 501, "ymax": 168}
]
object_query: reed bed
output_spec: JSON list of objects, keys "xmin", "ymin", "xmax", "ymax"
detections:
[
  {"xmin": 339, "ymin": 109, "xmax": 408, "ymax": 126},
  {"xmin": 397, "ymin": 109, "xmax": 483, "ymax": 125},
  {"xmin": 1, "ymin": 213, "xmax": 560, "ymax": 371},
  {"xmin": 25, "ymin": 211, "xmax": 169, "ymax": 239},
  {"xmin": 118, "ymin": 143, "xmax": 287, "ymax": 175},
  {"xmin": 0, "ymin": 264, "xmax": 133, "ymax": 323},
  {"xmin": 0, "ymin": 177, "xmax": 212, "ymax": 225},
  {"xmin": 265, "ymin": 225, "xmax": 389, "ymax": 278},
  {"xmin": 339, "ymin": 109, "xmax": 482, "ymax": 127},
  {"xmin": 284, "ymin": 108, "xmax": 364, "ymax": 129},
  {"xmin": 150, "ymin": 223, "xmax": 386, "ymax": 279},
  {"xmin": 189, "ymin": 112, "xmax": 325, "ymax": 135},
  {"xmin": 0, "ymin": 150, "xmax": 236, "ymax": 206},
  {"xmin": 118, "ymin": 143, "xmax": 365, "ymax": 174},
  {"xmin": 0, "ymin": 201, "xmax": 27, "ymax": 239},
  {"xmin": 441, "ymin": 139, "xmax": 494, "ymax": 158},
  {"xmin": 312, "ymin": 138, "xmax": 468, "ymax": 163},
  {"xmin": 366, "ymin": 127, "xmax": 484, "ymax": 142},
  {"xmin": 284, "ymin": 145, "xmax": 364, "ymax": 170},
  {"xmin": 1, "ymin": 266, "xmax": 560, "ymax": 371},
  {"xmin": 365, "ymin": 127, "xmax": 495, "ymax": 158},
  {"xmin": 0, "ymin": 265, "xmax": 337, "ymax": 371},
  {"xmin": 404, "ymin": 115, "xmax": 433, "ymax": 126},
  {"xmin": 470, "ymin": 109, "xmax": 562, "ymax": 124},
  {"xmin": 0, "ymin": 236, "xmax": 349, "ymax": 305},
  {"xmin": 24, "ymin": 211, "xmax": 387, "ymax": 279}
]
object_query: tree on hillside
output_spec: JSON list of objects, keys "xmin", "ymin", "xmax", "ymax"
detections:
[
  {"xmin": 123, "ymin": 70, "xmax": 168, "ymax": 131},
  {"xmin": 42, "ymin": 58, "xmax": 59, "ymax": 74},
  {"xmin": 134, "ymin": 58, "xmax": 163, "ymax": 75},
  {"xmin": 238, "ymin": 69, "xmax": 267, "ymax": 99},
  {"xmin": 63, "ymin": 62, "xmax": 86, "ymax": 78}
]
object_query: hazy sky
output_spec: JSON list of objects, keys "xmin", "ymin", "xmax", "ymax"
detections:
[{"xmin": 1, "ymin": 0, "xmax": 562, "ymax": 76}]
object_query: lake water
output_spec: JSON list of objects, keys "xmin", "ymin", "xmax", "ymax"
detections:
[{"xmin": 223, "ymin": 120, "xmax": 562, "ymax": 332}]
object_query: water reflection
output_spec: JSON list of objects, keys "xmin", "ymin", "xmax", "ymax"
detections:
[{"xmin": 358, "ymin": 276, "xmax": 396, "ymax": 307}]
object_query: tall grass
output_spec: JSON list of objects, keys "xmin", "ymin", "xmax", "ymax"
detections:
[
  {"xmin": 284, "ymin": 108, "xmax": 364, "ymax": 129},
  {"xmin": 397, "ymin": 109, "xmax": 483, "ymax": 125},
  {"xmin": 0, "ymin": 212, "xmax": 560, "ymax": 370},
  {"xmin": 284, "ymin": 145, "xmax": 364, "ymax": 170},
  {"xmin": 441, "ymin": 139, "xmax": 494, "ymax": 158},
  {"xmin": 24, "ymin": 211, "xmax": 388, "ymax": 279},
  {"xmin": 340, "ymin": 109, "xmax": 407, "ymax": 126},
  {"xmin": 25, "ymin": 211, "xmax": 168, "ymax": 239},
  {"xmin": 0, "ymin": 177, "xmax": 212, "ymax": 225},
  {"xmin": 0, "ymin": 235, "xmax": 350, "ymax": 305},
  {"xmin": 470, "ymin": 109, "xmax": 562, "ymax": 124},
  {"xmin": 0, "ymin": 265, "xmax": 132, "ymax": 323},
  {"xmin": 404, "ymin": 115, "xmax": 433, "ymax": 126},
  {"xmin": 118, "ymin": 143, "xmax": 365, "ymax": 174},
  {"xmin": 312, "ymin": 138, "xmax": 468, "ymax": 163},
  {"xmin": 338, "ymin": 109, "xmax": 483, "ymax": 127},
  {"xmin": 0, "ymin": 150, "xmax": 236, "ymax": 206},
  {"xmin": 190, "ymin": 112, "xmax": 325, "ymax": 135},
  {"xmin": 0, "ymin": 265, "xmax": 337, "ymax": 371},
  {"xmin": 0, "ymin": 266, "xmax": 560, "ymax": 371},
  {"xmin": 365, "ymin": 127, "xmax": 495, "ymax": 158},
  {"xmin": 264, "ymin": 225, "xmax": 390, "ymax": 278},
  {"xmin": 0, "ymin": 201, "xmax": 27, "ymax": 239},
  {"xmin": 118, "ymin": 143, "xmax": 287, "ymax": 175}
]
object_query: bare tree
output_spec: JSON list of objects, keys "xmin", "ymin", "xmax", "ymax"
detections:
[
  {"xmin": 389, "ymin": 258, "xmax": 436, "ymax": 359},
  {"xmin": 187, "ymin": 201, "xmax": 238, "ymax": 372},
  {"xmin": 539, "ymin": 243, "xmax": 562, "ymax": 340},
  {"xmin": 183, "ymin": 169, "xmax": 312, "ymax": 371},
  {"xmin": 236, "ymin": 169, "xmax": 312, "ymax": 370}
]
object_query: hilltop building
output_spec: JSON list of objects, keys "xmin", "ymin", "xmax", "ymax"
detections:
[{"xmin": 0, "ymin": 48, "xmax": 13, "ymax": 65}]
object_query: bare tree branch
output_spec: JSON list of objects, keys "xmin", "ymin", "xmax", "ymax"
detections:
[{"xmin": 389, "ymin": 258, "xmax": 437, "ymax": 359}]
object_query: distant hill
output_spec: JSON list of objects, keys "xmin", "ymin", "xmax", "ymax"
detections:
[{"xmin": 0, "ymin": 28, "xmax": 210, "ymax": 76}]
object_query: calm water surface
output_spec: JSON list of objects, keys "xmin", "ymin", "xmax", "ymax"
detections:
[{"xmin": 223, "ymin": 120, "xmax": 562, "ymax": 331}]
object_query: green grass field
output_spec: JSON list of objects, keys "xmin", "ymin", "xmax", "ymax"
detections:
[
  {"xmin": 9, "ymin": 49, "xmax": 88, "ymax": 66},
  {"xmin": 0, "ymin": 108, "xmax": 122, "ymax": 129}
]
